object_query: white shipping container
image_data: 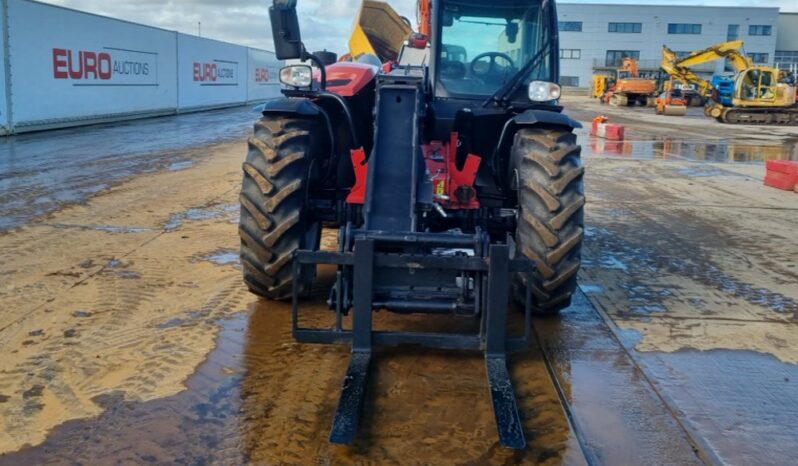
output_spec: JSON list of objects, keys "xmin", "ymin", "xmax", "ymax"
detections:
[
  {"xmin": 247, "ymin": 48, "xmax": 282, "ymax": 103},
  {"xmin": 0, "ymin": 1, "xmax": 9, "ymax": 134},
  {"xmin": 177, "ymin": 34, "xmax": 248, "ymax": 111},
  {"xmin": 7, "ymin": 0, "xmax": 178, "ymax": 130}
]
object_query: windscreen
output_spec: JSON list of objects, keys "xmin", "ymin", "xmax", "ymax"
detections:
[{"xmin": 437, "ymin": 1, "xmax": 551, "ymax": 97}]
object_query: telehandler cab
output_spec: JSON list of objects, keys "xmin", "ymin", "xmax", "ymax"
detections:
[{"xmin": 239, "ymin": 0, "xmax": 584, "ymax": 449}]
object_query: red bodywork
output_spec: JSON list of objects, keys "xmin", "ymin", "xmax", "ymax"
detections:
[
  {"xmin": 317, "ymin": 62, "xmax": 378, "ymax": 97},
  {"xmin": 347, "ymin": 134, "xmax": 482, "ymax": 210},
  {"xmin": 422, "ymin": 133, "xmax": 481, "ymax": 210},
  {"xmin": 346, "ymin": 148, "xmax": 368, "ymax": 204}
]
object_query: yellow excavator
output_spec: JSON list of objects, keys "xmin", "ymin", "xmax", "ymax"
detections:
[{"xmin": 662, "ymin": 40, "xmax": 798, "ymax": 125}]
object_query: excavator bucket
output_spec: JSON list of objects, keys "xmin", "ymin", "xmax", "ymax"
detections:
[{"xmin": 349, "ymin": 0, "xmax": 413, "ymax": 62}]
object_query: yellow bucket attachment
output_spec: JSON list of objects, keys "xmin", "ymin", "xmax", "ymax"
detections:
[{"xmin": 349, "ymin": 0, "xmax": 413, "ymax": 62}]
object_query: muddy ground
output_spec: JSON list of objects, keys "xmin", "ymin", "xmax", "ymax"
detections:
[{"xmin": 0, "ymin": 103, "xmax": 796, "ymax": 465}]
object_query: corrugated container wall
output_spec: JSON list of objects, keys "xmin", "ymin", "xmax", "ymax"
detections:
[
  {"xmin": 177, "ymin": 34, "xmax": 248, "ymax": 111},
  {"xmin": 247, "ymin": 48, "xmax": 282, "ymax": 102},
  {"xmin": 0, "ymin": 0, "xmax": 282, "ymax": 134},
  {"xmin": 0, "ymin": 2, "xmax": 9, "ymax": 135}
]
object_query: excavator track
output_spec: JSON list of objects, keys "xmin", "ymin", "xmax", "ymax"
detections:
[{"xmin": 719, "ymin": 107, "xmax": 798, "ymax": 125}]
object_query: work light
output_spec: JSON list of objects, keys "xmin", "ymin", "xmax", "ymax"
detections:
[
  {"xmin": 280, "ymin": 65, "xmax": 313, "ymax": 88},
  {"xmin": 528, "ymin": 81, "xmax": 561, "ymax": 102}
]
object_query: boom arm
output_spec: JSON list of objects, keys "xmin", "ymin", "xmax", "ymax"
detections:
[
  {"xmin": 661, "ymin": 46, "xmax": 714, "ymax": 96},
  {"xmin": 675, "ymin": 40, "xmax": 753, "ymax": 71},
  {"xmin": 661, "ymin": 40, "xmax": 754, "ymax": 97},
  {"xmin": 417, "ymin": 0, "xmax": 431, "ymax": 37}
]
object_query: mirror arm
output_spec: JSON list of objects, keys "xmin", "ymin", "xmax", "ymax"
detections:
[{"xmin": 301, "ymin": 48, "xmax": 327, "ymax": 90}]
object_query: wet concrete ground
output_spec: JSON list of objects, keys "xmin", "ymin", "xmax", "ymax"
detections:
[
  {"xmin": 1, "ymin": 99, "xmax": 798, "ymax": 464},
  {"xmin": 0, "ymin": 106, "xmax": 257, "ymax": 231}
]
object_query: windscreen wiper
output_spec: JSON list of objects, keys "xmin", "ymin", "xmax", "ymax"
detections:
[{"xmin": 482, "ymin": 41, "xmax": 551, "ymax": 108}]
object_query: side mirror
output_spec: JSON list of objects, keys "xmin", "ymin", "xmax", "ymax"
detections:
[
  {"xmin": 269, "ymin": 0, "xmax": 303, "ymax": 60},
  {"xmin": 443, "ymin": 12, "xmax": 454, "ymax": 27}
]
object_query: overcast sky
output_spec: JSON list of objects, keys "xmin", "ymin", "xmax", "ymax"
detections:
[{"xmin": 44, "ymin": 0, "xmax": 798, "ymax": 54}]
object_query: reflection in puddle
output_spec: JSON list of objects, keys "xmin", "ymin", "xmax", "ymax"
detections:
[{"xmin": 585, "ymin": 137, "xmax": 798, "ymax": 163}]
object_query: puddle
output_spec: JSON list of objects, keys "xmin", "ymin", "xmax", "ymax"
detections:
[
  {"xmin": 157, "ymin": 317, "xmax": 187, "ymax": 329},
  {"xmin": 582, "ymin": 254, "xmax": 629, "ymax": 272},
  {"xmin": 585, "ymin": 226, "xmax": 797, "ymax": 315},
  {"xmin": 635, "ymin": 349, "xmax": 798, "ymax": 465},
  {"xmin": 168, "ymin": 160, "xmax": 194, "ymax": 171},
  {"xmin": 0, "ymin": 106, "xmax": 256, "ymax": 231},
  {"xmin": 585, "ymin": 137, "xmax": 798, "ymax": 163},
  {"xmin": 579, "ymin": 284, "xmax": 605, "ymax": 295},
  {"xmin": 532, "ymin": 291, "xmax": 704, "ymax": 465},
  {"xmin": 675, "ymin": 166, "xmax": 747, "ymax": 178},
  {"xmin": 165, "ymin": 204, "xmax": 238, "ymax": 231},
  {"xmin": 203, "ymin": 250, "xmax": 240, "ymax": 266},
  {"xmin": 106, "ymin": 259, "xmax": 123, "ymax": 268},
  {"xmin": 50, "ymin": 223, "xmax": 154, "ymax": 234},
  {"xmin": 114, "ymin": 270, "xmax": 141, "ymax": 279}
]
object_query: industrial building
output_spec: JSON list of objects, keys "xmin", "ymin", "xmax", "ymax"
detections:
[
  {"xmin": 556, "ymin": 3, "xmax": 797, "ymax": 88},
  {"xmin": 777, "ymin": 13, "xmax": 798, "ymax": 73}
]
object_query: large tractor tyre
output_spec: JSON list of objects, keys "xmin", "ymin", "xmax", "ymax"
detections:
[
  {"xmin": 512, "ymin": 127, "xmax": 585, "ymax": 315},
  {"xmin": 239, "ymin": 116, "xmax": 322, "ymax": 300}
]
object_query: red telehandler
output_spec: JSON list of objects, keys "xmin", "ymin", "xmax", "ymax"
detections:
[{"xmin": 239, "ymin": 0, "xmax": 584, "ymax": 449}]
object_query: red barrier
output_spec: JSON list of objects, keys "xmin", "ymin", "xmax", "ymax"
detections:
[
  {"xmin": 764, "ymin": 160, "xmax": 798, "ymax": 192},
  {"xmin": 592, "ymin": 122, "xmax": 625, "ymax": 141}
]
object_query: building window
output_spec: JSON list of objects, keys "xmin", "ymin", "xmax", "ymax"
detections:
[
  {"xmin": 727, "ymin": 25, "xmax": 739, "ymax": 41},
  {"xmin": 560, "ymin": 49, "xmax": 581, "ymax": 60},
  {"xmin": 606, "ymin": 50, "xmax": 640, "ymax": 67},
  {"xmin": 748, "ymin": 25, "xmax": 772, "ymax": 36},
  {"xmin": 558, "ymin": 21, "xmax": 582, "ymax": 32},
  {"xmin": 560, "ymin": 76, "xmax": 580, "ymax": 87},
  {"xmin": 608, "ymin": 22, "xmax": 642, "ymax": 33},
  {"xmin": 776, "ymin": 51, "xmax": 798, "ymax": 68},
  {"xmin": 748, "ymin": 53, "xmax": 769, "ymax": 64},
  {"xmin": 668, "ymin": 23, "xmax": 702, "ymax": 35}
]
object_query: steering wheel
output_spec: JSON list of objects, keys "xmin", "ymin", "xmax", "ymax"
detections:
[{"xmin": 470, "ymin": 52, "xmax": 515, "ymax": 77}]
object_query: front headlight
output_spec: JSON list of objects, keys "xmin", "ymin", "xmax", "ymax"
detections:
[
  {"xmin": 528, "ymin": 81, "xmax": 561, "ymax": 102},
  {"xmin": 280, "ymin": 65, "xmax": 313, "ymax": 88}
]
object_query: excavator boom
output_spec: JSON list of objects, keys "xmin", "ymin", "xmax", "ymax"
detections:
[{"xmin": 671, "ymin": 40, "xmax": 753, "ymax": 71}]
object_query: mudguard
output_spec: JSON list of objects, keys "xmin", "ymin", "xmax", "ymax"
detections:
[
  {"xmin": 513, "ymin": 109, "xmax": 582, "ymax": 130},
  {"xmin": 253, "ymin": 97, "xmax": 321, "ymax": 116}
]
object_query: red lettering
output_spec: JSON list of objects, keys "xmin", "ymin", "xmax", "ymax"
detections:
[
  {"xmin": 68, "ymin": 50, "xmax": 82, "ymax": 79},
  {"xmin": 98, "ymin": 53, "xmax": 112, "ymax": 80},
  {"xmin": 206, "ymin": 63, "xmax": 217, "ymax": 81},
  {"xmin": 193, "ymin": 62, "xmax": 201, "ymax": 81},
  {"xmin": 255, "ymin": 68, "xmax": 270, "ymax": 82},
  {"xmin": 83, "ymin": 51, "xmax": 98, "ymax": 79},
  {"xmin": 53, "ymin": 48, "xmax": 68, "ymax": 79}
]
